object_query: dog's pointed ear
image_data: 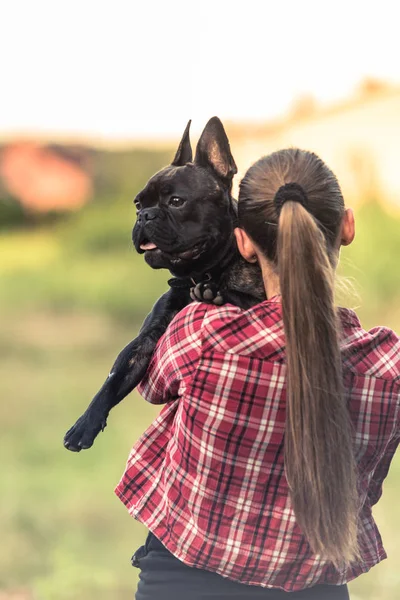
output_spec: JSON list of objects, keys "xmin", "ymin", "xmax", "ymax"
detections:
[
  {"xmin": 194, "ymin": 117, "xmax": 237, "ymax": 182},
  {"xmin": 171, "ymin": 120, "xmax": 193, "ymax": 166}
]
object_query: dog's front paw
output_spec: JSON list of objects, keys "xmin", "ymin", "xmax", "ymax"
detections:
[
  {"xmin": 63, "ymin": 412, "xmax": 107, "ymax": 452},
  {"xmin": 190, "ymin": 281, "xmax": 224, "ymax": 305}
]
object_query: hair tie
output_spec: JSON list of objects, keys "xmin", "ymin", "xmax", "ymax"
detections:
[{"xmin": 273, "ymin": 182, "xmax": 308, "ymax": 216}]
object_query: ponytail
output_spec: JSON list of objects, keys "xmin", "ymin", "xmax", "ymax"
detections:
[
  {"xmin": 278, "ymin": 200, "xmax": 359, "ymax": 567},
  {"xmin": 238, "ymin": 149, "xmax": 360, "ymax": 566}
]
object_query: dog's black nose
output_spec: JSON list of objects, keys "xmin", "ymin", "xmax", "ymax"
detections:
[{"xmin": 140, "ymin": 208, "xmax": 158, "ymax": 222}]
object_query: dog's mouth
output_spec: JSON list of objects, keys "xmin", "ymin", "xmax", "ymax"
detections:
[{"xmin": 139, "ymin": 239, "xmax": 206, "ymax": 264}]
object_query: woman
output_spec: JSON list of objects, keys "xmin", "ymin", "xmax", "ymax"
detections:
[{"xmin": 115, "ymin": 149, "xmax": 400, "ymax": 599}]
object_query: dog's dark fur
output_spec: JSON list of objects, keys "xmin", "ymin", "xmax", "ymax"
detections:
[{"xmin": 64, "ymin": 117, "xmax": 265, "ymax": 452}]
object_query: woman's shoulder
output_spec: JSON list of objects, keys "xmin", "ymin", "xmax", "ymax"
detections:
[
  {"xmin": 340, "ymin": 310, "xmax": 400, "ymax": 381},
  {"xmin": 186, "ymin": 299, "xmax": 285, "ymax": 359},
  {"xmin": 166, "ymin": 301, "xmax": 243, "ymax": 341},
  {"xmin": 167, "ymin": 300, "xmax": 280, "ymax": 349},
  {"xmin": 364, "ymin": 324, "xmax": 400, "ymax": 380}
]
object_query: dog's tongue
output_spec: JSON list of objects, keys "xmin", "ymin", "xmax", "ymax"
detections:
[{"xmin": 140, "ymin": 242, "xmax": 158, "ymax": 251}]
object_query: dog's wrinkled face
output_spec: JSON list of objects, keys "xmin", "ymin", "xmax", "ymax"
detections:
[
  {"xmin": 132, "ymin": 118, "xmax": 237, "ymax": 277},
  {"xmin": 132, "ymin": 164, "xmax": 232, "ymax": 275}
]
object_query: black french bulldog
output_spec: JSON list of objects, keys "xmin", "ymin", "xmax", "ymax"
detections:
[{"xmin": 64, "ymin": 117, "xmax": 265, "ymax": 452}]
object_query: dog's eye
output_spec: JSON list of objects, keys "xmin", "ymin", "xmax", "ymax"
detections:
[{"xmin": 169, "ymin": 197, "xmax": 185, "ymax": 208}]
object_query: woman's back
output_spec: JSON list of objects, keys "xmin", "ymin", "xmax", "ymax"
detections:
[{"xmin": 116, "ymin": 298, "xmax": 400, "ymax": 591}]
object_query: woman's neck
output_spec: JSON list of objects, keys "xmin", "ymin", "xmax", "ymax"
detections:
[{"xmin": 257, "ymin": 255, "xmax": 281, "ymax": 300}]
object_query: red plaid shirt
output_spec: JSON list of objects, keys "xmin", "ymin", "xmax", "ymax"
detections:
[{"xmin": 115, "ymin": 298, "xmax": 400, "ymax": 592}]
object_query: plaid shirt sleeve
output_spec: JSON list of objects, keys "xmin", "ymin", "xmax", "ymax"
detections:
[{"xmin": 137, "ymin": 303, "xmax": 210, "ymax": 404}]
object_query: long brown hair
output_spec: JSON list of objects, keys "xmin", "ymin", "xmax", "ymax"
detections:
[{"xmin": 238, "ymin": 149, "xmax": 359, "ymax": 567}]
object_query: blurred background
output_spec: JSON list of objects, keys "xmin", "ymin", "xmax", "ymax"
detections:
[{"xmin": 1, "ymin": 1, "xmax": 399, "ymax": 599}]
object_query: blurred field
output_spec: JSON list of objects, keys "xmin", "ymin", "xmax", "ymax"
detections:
[{"xmin": 0, "ymin": 150, "xmax": 399, "ymax": 599}]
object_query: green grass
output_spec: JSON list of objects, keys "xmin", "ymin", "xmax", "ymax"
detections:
[
  {"xmin": 1, "ymin": 194, "xmax": 399, "ymax": 599},
  {"xmin": 0, "ymin": 311, "xmax": 158, "ymax": 599}
]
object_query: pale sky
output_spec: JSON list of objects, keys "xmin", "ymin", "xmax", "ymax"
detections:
[{"xmin": 1, "ymin": 0, "xmax": 399, "ymax": 141}]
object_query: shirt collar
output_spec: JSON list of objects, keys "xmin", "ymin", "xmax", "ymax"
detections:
[{"xmin": 258, "ymin": 296, "xmax": 361, "ymax": 329}]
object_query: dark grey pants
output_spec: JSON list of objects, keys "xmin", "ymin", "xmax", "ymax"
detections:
[{"xmin": 134, "ymin": 533, "xmax": 350, "ymax": 600}]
